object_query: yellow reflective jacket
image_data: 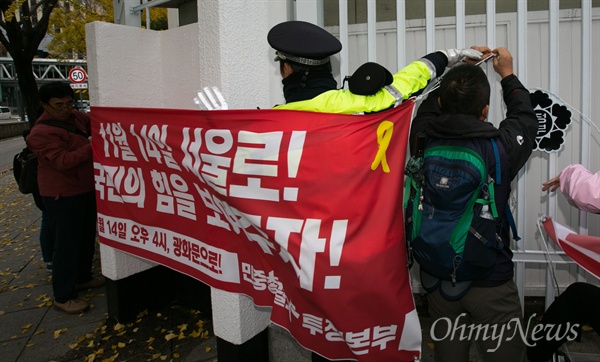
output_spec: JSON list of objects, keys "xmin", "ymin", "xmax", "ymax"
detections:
[{"xmin": 274, "ymin": 60, "xmax": 433, "ymax": 114}]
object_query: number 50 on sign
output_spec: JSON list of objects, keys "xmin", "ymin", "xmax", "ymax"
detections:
[{"xmin": 69, "ymin": 67, "xmax": 87, "ymax": 83}]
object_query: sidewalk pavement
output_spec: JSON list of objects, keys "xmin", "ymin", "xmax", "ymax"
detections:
[
  {"xmin": 0, "ymin": 170, "xmax": 217, "ymax": 362},
  {"xmin": 1, "ymin": 164, "xmax": 598, "ymax": 362}
]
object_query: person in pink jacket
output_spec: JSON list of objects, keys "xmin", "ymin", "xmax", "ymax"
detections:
[
  {"xmin": 542, "ymin": 164, "xmax": 600, "ymax": 213},
  {"xmin": 529, "ymin": 165, "xmax": 600, "ymax": 361}
]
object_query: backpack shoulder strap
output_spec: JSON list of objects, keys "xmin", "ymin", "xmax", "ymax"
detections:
[
  {"xmin": 38, "ymin": 120, "xmax": 89, "ymax": 138},
  {"xmin": 490, "ymin": 138, "xmax": 521, "ymax": 241}
]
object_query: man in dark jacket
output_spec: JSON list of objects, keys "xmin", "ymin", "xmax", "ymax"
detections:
[
  {"xmin": 409, "ymin": 47, "xmax": 538, "ymax": 361},
  {"xmin": 27, "ymin": 83, "xmax": 104, "ymax": 314}
]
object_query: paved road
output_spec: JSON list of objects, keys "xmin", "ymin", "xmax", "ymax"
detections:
[{"xmin": 0, "ymin": 136, "xmax": 25, "ymax": 174}]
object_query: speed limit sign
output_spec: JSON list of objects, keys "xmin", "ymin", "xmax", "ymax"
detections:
[{"xmin": 68, "ymin": 67, "xmax": 87, "ymax": 84}]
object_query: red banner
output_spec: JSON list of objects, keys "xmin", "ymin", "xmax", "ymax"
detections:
[
  {"xmin": 91, "ymin": 103, "xmax": 420, "ymax": 361},
  {"xmin": 542, "ymin": 217, "xmax": 600, "ymax": 280}
]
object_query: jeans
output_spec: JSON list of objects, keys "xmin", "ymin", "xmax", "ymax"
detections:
[{"xmin": 43, "ymin": 191, "xmax": 97, "ymax": 303}]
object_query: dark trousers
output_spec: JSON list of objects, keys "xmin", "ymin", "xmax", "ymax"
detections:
[
  {"xmin": 527, "ymin": 283, "xmax": 600, "ymax": 362},
  {"xmin": 39, "ymin": 210, "xmax": 54, "ymax": 262},
  {"xmin": 43, "ymin": 191, "xmax": 97, "ymax": 303},
  {"xmin": 427, "ymin": 280, "xmax": 526, "ymax": 362}
]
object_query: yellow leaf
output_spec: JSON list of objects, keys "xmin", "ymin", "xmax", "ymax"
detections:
[
  {"xmin": 205, "ymin": 347, "xmax": 212, "ymax": 352},
  {"xmin": 178, "ymin": 332, "xmax": 185, "ymax": 340},
  {"xmin": 113, "ymin": 323, "xmax": 124, "ymax": 331},
  {"xmin": 117, "ymin": 342, "xmax": 125, "ymax": 348},
  {"xmin": 146, "ymin": 337, "xmax": 155, "ymax": 344},
  {"xmin": 189, "ymin": 330, "xmax": 201, "ymax": 338},
  {"xmin": 133, "ymin": 327, "xmax": 139, "ymax": 333},
  {"xmin": 25, "ymin": 343, "xmax": 35, "ymax": 347},
  {"xmin": 68, "ymin": 343, "xmax": 78, "ymax": 349},
  {"xmin": 87, "ymin": 340, "xmax": 95, "ymax": 348},
  {"xmin": 159, "ymin": 355, "xmax": 167, "ymax": 361},
  {"xmin": 54, "ymin": 328, "xmax": 68, "ymax": 339},
  {"xmin": 427, "ymin": 342, "xmax": 435, "ymax": 349},
  {"xmin": 177, "ymin": 323, "xmax": 188, "ymax": 331},
  {"xmin": 164, "ymin": 332, "xmax": 177, "ymax": 341}
]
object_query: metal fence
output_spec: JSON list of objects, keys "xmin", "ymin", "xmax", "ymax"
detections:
[{"xmin": 295, "ymin": 1, "xmax": 600, "ymax": 309}]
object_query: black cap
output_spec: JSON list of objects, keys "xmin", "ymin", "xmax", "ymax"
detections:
[
  {"xmin": 268, "ymin": 21, "xmax": 342, "ymax": 66},
  {"xmin": 348, "ymin": 62, "xmax": 393, "ymax": 96}
]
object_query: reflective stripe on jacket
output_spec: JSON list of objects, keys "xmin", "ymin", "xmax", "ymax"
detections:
[{"xmin": 274, "ymin": 60, "xmax": 432, "ymax": 114}]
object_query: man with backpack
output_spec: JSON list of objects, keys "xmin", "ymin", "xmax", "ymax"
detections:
[
  {"xmin": 26, "ymin": 83, "xmax": 104, "ymax": 314},
  {"xmin": 405, "ymin": 47, "xmax": 537, "ymax": 361}
]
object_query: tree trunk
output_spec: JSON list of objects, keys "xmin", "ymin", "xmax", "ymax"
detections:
[{"xmin": 12, "ymin": 54, "xmax": 40, "ymax": 128}]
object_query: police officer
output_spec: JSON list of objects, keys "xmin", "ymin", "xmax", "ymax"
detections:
[{"xmin": 268, "ymin": 20, "xmax": 483, "ymax": 113}]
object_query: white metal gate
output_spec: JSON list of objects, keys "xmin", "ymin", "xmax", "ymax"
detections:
[{"xmin": 294, "ymin": 1, "xmax": 600, "ymax": 308}]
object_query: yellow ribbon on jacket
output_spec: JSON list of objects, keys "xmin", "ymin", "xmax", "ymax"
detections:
[{"xmin": 371, "ymin": 120, "xmax": 393, "ymax": 173}]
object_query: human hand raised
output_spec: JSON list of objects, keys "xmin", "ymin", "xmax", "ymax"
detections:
[
  {"xmin": 491, "ymin": 47, "xmax": 514, "ymax": 79},
  {"xmin": 542, "ymin": 175, "xmax": 561, "ymax": 192},
  {"xmin": 464, "ymin": 46, "xmax": 494, "ymax": 65},
  {"xmin": 194, "ymin": 86, "xmax": 229, "ymax": 110},
  {"xmin": 440, "ymin": 48, "xmax": 483, "ymax": 67}
]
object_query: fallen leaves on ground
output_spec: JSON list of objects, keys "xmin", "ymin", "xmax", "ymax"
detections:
[{"xmin": 57, "ymin": 305, "xmax": 212, "ymax": 361}]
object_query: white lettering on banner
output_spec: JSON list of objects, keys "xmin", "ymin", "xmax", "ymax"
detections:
[
  {"xmin": 196, "ymin": 184, "xmax": 276, "ymax": 255},
  {"xmin": 130, "ymin": 124, "xmax": 181, "ymax": 170},
  {"xmin": 150, "ymin": 170, "xmax": 196, "ymax": 220},
  {"xmin": 195, "ymin": 185, "xmax": 349, "ymax": 291},
  {"xmin": 180, "ymin": 127, "xmax": 305, "ymax": 202},
  {"xmin": 99, "ymin": 122, "xmax": 138, "ymax": 161},
  {"xmin": 98, "ymin": 213, "xmax": 239, "ymax": 282},
  {"xmin": 242, "ymin": 262, "xmax": 400, "ymax": 356},
  {"xmin": 267, "ymin": 218, "xmax": 347, "ymax": 291},
  {"xmin": 94, "ymin": 162, "xmax": 146, "ymax": 207}
]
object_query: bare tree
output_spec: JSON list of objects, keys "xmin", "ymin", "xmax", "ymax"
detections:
[{"xmin": 1, "ymin": 0, "xmax": 59, "ymax": 126}]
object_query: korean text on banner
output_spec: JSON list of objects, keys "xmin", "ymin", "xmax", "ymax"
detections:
[{"xmin": 91, "ymin": 103, "xmax": 421, "ymax": 361}]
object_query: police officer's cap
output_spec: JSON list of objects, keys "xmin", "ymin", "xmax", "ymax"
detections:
[
  {"xmin": 348, "ymin": 62, "xmax": 393, "ymax": 96},
  {"xmin": 268, "ymin": 21, "xmax": 342, "ymax": 66}
]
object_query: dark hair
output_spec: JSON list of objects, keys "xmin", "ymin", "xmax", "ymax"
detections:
[
  {"xmin": 38, "ymin": 83, "xmax": 75, "ymax": 103},
  {"xmin": 439, "ymin": 64, "xmax": 490, "ymax": 118}
]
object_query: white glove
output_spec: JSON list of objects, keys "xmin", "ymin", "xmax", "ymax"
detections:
[
  {"xmin": 193, "ymin": 86, "xmax": 229, "ymax": 110},
  {"xmin": 440, "ymin": 48, "xmax": 483, "ymax": 67}
]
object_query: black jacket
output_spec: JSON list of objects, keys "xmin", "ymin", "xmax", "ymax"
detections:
[{"xmin": 409, "ymin": 74, "xmax": 538, "ymax": 283}]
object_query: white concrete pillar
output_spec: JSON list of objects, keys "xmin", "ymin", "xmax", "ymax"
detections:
[{"xmin": 196, "ymin": 0, "xmax": 287, "ymax": 345}]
